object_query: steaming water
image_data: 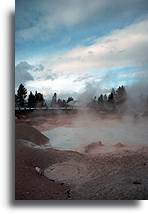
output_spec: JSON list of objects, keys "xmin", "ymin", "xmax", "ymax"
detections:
[{"xmin": 43, "ymin": 116, "xmax": 148, "ymax": 150}]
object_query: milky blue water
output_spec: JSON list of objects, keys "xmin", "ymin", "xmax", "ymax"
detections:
[{"xmin": 43, "ymin": 117, "xmax": 148, "ymax": 150}]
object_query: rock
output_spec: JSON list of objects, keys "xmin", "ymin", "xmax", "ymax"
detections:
[
  {"xmin": 35, "ymin": 166, "xmax": 44, "ymax": 176},
  {"xmin": 49, "ymin": 179, "xmax": 55, "ymax": 182},
  {"xmin": 132, "ymin": 180, "xmax": 142, "ymax": 185},
  {"xmin": 61, "ymin": 182, "xmax": 64, "ymax": 185},
  {"xmin": 85, "ymin": 141, "xmax": 104, "ymax": 153},
  {"xmin": 66, "ymin": 190, "xmax": 71, "ymax": 199},
  {"xmin": 114, "ymin": 142, "xmax": 126, "ymax": 148}
]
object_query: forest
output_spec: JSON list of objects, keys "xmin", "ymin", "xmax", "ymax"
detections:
[{"xmin": 15, "ymin": 83, "xmax": 128, "ymax": 113}]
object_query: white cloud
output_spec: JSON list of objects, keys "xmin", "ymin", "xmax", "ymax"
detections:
[
  {"xmin": 16, "ymin": 0, "xmax": 148, "ymax": 41},
  {"xmin": 25, "ymin": 76, "xmax": 86, "ymax": 96},
  {"xmin": 15, "ymin": 61, "xmax": 34, "ymax": 87},
  {"xmin": 16, "ymin": 0, "xmax": 101, "ymax": 41},
  {"xmin": 16, "ymin": 18, "xmax": 148, "ymax": 95},
  {"xmin": 48, "ymin": 18, "xmax": 148, "ymax": 76}
]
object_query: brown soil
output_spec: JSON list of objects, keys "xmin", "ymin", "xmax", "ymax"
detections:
[
  {"xmin": 15, "ymin": 115, "xmax": 148, "ymax": 200},
  {"xmin": 15, "ymin": 141, "xmax": 71, "ymax": 200},
  {"xmin": 16, "ymin": 124, "xmax": 49, "ymax": 145},
  {"xmin": 16, "ymin": 139, "xmax": 148, "ymax": 200}
]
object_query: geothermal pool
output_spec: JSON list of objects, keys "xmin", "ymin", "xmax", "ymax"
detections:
[{"xmin": 43, "ymin": 116, "xmax": 148, "ymax": 150}]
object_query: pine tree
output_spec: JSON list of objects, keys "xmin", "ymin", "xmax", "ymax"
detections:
[
  {"xmin": 15, "ymin": 94, "xmax": 19, "ymax": 108},
  {"xmin": 16, "ymin": 84, "xmax": 27, "ymax": 108},
  {"xmin": 108, "ymin": 92, "xmax": 114, "ymax": 103},
  {"xmin": 116, "ymin": 85, "xmax": 127, "ymax": 105},
  {"xmin": 103, "ymin": 94, "xmax": 107, "ymax": 102},
  {"xmin": 28, "ymin": 91, "xmax": 36, "ymax": 108},
  {"xmin": 35, "ymin": 91, "xmax": 45, "ymax": 107},
  {"xmin": 67, "ymin": 97, "xmax": 74, "ymax": 103},
  {"xmin": 98, "ymin": 94, "xmax": 104, "ymax": 104},
  {"xmin": 51, "ymin": 93, "xmax": 57, "ymax": 107}
]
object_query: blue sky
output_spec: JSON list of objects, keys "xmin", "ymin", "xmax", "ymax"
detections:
[{"xmin": 15, "ymin": 0, "xmax": 148, "ymax": 97}]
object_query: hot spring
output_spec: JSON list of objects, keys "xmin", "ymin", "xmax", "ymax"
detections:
[{"xmin": 43, "ymin": 114, "xmax": 148, "ymax": 150}]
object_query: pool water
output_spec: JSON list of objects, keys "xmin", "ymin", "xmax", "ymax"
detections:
[{"xmin": 43, "ymin": 118, "xmax": 148, "ymax": 150}]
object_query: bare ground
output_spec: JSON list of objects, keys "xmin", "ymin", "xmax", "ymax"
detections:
[{"xmin": 15, "ymin": 114, "xmax": 148, "ymax": 200}]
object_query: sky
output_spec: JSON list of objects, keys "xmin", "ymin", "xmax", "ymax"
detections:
[{"xmin": 15, "ymin": 0, "xmax": 148, "ymax": 98}]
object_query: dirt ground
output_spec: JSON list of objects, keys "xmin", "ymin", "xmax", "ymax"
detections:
[{"xmin": 15, "ymin": 113, "xmax": 148, "ymax": 200}]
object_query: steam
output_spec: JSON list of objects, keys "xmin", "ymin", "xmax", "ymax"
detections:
[
  {"xmin": 76, "ymin": 80, "xmax": 148, "ymax": 114},
  {"xmin": 38, "ymin": 80, "xmax": 148, "ymax": 151},
  {"xmin": 43, "ymin": 111, "xmax": 148, "ymax": 150},
  {"xmin": 126, "ymin": 82, "xmax": 148, "ymax": 114}
]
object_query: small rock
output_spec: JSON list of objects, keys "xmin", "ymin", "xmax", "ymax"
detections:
[
  {"xmin": 49, "ymin": 179, "xmax": 55, "ymax": 182},
  {"xmin": 65, "ymin": 189, "xmax": 71, "ymax": 199},
  {"xmin": 114, "ymin": 142, "xmax": 125, "ymax": 148},
  {"xmin": 132, "ymin": 181, "xmax": 142, "ymax": 185},
  {"xmin": 35, "ymin": 166, "xmax": 44, "ymax": 176},
  {"xmin": 60, "ymin": 182, "xmax": 64, "ymax": 185}
]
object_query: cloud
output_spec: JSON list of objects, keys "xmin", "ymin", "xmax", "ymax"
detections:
[
  {"xmin": 16, "ymin": 0, "xmax": 148, "ymax": 41},
  {"xmin": 15, "ymin": 61, "xmax": 48, "ymax": 88},
  {"xmin": 15, "ymin": 61, "xmax": 34, "ymax": 71},
  {"xmin": 47, "ymin": 18, "xmax": 148, "ymax": 77},
  {"xmin": 25, "ymin": 76, "xmax": 86, "ymax": 96},
  {"xmin": 46, "ymin": 74, "xmax": 56, "ymax": 80},
  {"xmin": 15, "ymin": 61, "xmax": 34, "ymax": 87},
  {"xmin": 15, "ymin": 61, "xmax": 56, "ymax": 88},
  {"xmin": 16, "ymin": 14, "xmax": 148, "ymax": 96},
  {"xmin": 34, "ymin": 64, "xmax": 44, "ymax": 72}
]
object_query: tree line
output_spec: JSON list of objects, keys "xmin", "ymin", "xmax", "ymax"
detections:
[
  {"xmin": 15, "ymin": 83, "xmax": 148, "ymax": 115},
  {"xmin": 88, "ymin": 86, "xmax": 127, "ymax": 112},
  {"xmin": 15, "ymin": 83, "xmax": 127, "ymax": 111},
  {"xmin": 15, "ymin": 84, "xmax": 74, "ymax": 109}
]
